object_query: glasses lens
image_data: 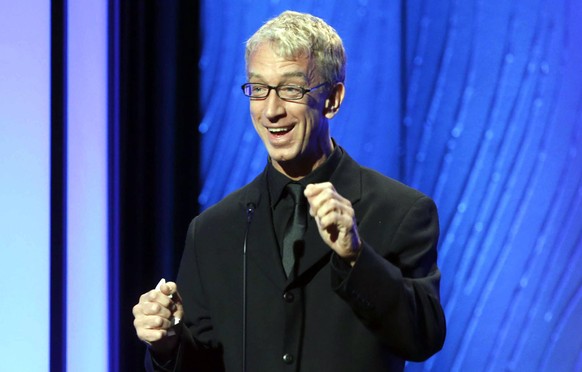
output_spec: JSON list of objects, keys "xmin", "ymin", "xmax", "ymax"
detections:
[
  {"xmin": 278, "ymin": 86, "xmax": 303, "ymax": 100},
  {"xmin": 242, "ymin": 84, "xmax": 308, "ymax": 99},
  {"xmin": 242, "ymin": 84, "xmax": 255, "ymax": 97},
  {"xmin": 243, "ymin": 83, "xmax": 269, "ymax": 98}
]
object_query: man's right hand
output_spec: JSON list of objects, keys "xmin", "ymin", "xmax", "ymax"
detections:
[{"xmin": 133, "ymin": 280, "xmax": 184, "ymax": 356}]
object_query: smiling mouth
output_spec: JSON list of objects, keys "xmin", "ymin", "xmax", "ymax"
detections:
[{"xmin": 268, "ymin": 126, "xmax": 293, "ymax": 135}]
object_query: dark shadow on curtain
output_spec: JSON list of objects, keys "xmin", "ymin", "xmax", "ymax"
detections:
[
  {"xmin": 111, "ymin": 1, "xmax": 200, "ymax": 370},
  {"xmin": 50, "ymin": 0, "xmax": 67, "ymax": 370}
]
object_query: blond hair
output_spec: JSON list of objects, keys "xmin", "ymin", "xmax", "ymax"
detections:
[{"xmin": 245, "ymin": 11, "xmax": 346, "ymax": 83}]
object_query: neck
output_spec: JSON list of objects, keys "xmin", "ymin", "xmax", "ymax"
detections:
[{"xmin": 274, "ymin": 138, "xmax": 333, "ymax": 180}]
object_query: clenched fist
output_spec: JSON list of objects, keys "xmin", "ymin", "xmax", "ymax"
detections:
[
  {"xmin": 133, "ymin": 280, "xmax": 184, "ymax": 356},
  {"xmin": 304, "ymin": 182, "xmax": 361, "ymax": 265}
]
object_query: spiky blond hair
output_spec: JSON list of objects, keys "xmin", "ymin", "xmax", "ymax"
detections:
[{"xmin": 245, "ymin": 11, "xmax": 346, "ymax": 84}]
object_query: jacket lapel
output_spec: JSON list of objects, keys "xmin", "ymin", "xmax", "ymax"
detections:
[
  {"xmin": 240, "ymin": 172, "xmax": 287, "ymax": 289},
  {"xmin": 293, "ymin": 151, "xmax": 363, "ymax": 280},
  {"xmin": 240, "ymin": 151, "xmax": 363, "ymax": 286}
]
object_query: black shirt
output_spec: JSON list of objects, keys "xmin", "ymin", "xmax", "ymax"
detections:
[{"xmin": 266, "ymin": 144, "xmax": 344, "ymax": 255}]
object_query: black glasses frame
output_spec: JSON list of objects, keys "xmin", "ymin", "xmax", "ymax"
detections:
[{"xmin": 241, "ymin": 82, "xmax": 329, "ymax": 100}]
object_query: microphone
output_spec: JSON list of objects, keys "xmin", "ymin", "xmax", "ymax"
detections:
[{"xmin": 242, "ymin": 194, "xmax": 257, "ymax": 372}]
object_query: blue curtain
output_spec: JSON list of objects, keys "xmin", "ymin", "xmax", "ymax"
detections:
[{"xmin": 198, "ymin": 0, "xmax": 582, "ymax": 370}]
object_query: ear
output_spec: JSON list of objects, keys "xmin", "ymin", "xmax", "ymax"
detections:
[{"xmin": 323, "ymin": 82, "xmax": 345, "ymax": 119}]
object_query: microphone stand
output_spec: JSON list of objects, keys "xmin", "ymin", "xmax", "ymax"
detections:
[{"xmin": 242, "ymin": 203, "xmax": 255, "ymax": 372}]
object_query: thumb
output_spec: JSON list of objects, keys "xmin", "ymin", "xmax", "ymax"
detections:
[
  {"xmin": 160, "ymin": 281, "xmax": 178, "ymax": 296},
  {"xmin": 162, "ymin": 281, "xmax": 184, "ymax": 320}
]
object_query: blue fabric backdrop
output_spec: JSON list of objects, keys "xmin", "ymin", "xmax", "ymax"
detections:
[{"xmin": 198, "ymin": 1, "xmax": 582, "ymax": 370}]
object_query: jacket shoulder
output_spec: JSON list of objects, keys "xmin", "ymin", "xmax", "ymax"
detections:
[
  {"xmin": 197, "ymin": 172, "xmax": 264, "ymax": 222},
  {"xmin": 361, "ymin": 166, "xmax": 428, "ymax": 200}
]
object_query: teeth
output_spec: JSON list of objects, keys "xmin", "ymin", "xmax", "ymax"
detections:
[{"xmin": 269, "ymin": 127, "xmax": 291, "ymax": 133}]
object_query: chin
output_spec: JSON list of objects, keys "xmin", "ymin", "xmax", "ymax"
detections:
[
  {"xmin": 269, "ymin": 148, "xmax": 297, "ymax": 163},
  {"xmin": 271, "ymin": 154, "xmax": 291, "ymax": 163}
]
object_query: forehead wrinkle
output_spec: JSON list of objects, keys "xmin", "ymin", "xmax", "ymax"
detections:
[{"xmin": 281, "ymin": 71, "xmax": 309, "ymax": 80}]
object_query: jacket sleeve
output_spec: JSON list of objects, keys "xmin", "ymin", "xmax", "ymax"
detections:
[{"xmin": 330, "ymin": 195, "xmax": 446, "ymax": 362}]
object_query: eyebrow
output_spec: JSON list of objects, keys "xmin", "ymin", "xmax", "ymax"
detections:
[{"xmin": 248, "ymin": 71, "xmax": 309, "ymax": 82}]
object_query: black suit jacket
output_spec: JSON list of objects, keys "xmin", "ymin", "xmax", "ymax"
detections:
[{"xmin": 150, "ymin": 149, "xmax": 446, "ymax": 371}]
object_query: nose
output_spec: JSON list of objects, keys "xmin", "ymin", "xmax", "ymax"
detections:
[{"xmin": 263, "ymin": 89, "xmax": 286, "ymax": 122}]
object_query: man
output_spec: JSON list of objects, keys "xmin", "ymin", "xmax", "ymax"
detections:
[{"xmin": 133, "ymin": 10, "xmax": 446, "ymax": 371}]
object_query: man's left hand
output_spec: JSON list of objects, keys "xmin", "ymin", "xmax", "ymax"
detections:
[{"xmin": 304, "ymin": 182, "xmax": 361, "ymax": 266}]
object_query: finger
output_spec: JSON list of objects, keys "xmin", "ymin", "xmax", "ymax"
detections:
[
  {"xmin": 314, "ymin": 198, "xmax": 353, "ymax": 221},
  {"xmin": 317, "ymin": 196, "xmax": 353, "ymax": 225},
  {"xmin": 307, "ymin": 187, "xmax": 336, "ymax": 216},
  {"xmin": 161, "ymin": 282, "xmax": 183, "ymax": 315},
  {"xmin": 135, "ymin": 291, "xmax": 170, "ymax": 316},
  {"xmin": 167, "ymin": 288, "xmax": 184, "ymax": 320},
  {"xmin": 146, "ymin": 290, "xmax": 172, "ymax": 308},
  {"xmin": 161, "ymin": 281, "xmax": 180, "ymax": 300},
  {"xmin": 310, "ymin": 189, "xmax": 352, "ymax": 221},
  {"xmin": 139, "ymin": 291, "xmax": 154, "ymax": 303},
  {"xmin": 304, "ymin": 182, "xmax": 334, "ymax": 198},
  {"xmin": 134, "ymin": 313, "xmax": 173, "ymax": 329},
  {"xmin": 142, "ymin": 301, "xmax": 174, "ymax": 318},
  {"xmin": 318, "ymin": 210, "xmax": 353, "ymax": 231},
  {"xmin": 132, "ymin": 302, "xmax": 147, "ymax": 317},
  {"xmin": 135, "ymin": 292, "xmax": 174, "ymax": 317}
]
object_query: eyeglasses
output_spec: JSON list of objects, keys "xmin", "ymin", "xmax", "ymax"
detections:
[{"xmin": 241, "ymin": 82, "xmax": 328, "ymax": 101}]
